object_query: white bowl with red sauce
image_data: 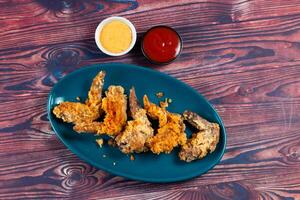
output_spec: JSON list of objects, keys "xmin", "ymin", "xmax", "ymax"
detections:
[{"xmin": 141, "ymin": 26, "xmax": 182, "ymax": 65}]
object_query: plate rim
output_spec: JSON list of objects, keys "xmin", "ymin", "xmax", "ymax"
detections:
[{"xmin": 47, "ymin": 62, "xmax": 227, "ymax": 183}]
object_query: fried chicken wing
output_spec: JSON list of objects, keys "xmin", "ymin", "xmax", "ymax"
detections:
[
  {"xmin": 144, "ymin": 97, "xmax": 186, "ymax": 154},
  {"xmin": 115, "ymin": 88, "xmax": 154, "ymax": 154},
  {"xmin": 179, "ymin": 111, "xmax": 220, "ymax": 162},
  {"xmin": 148, "ymin": 113, "xmax": 186, "ymax": 154},
  {"xmin": 74, "ymin": 85, "xmax": 127, "ymax": 136},
  {"xmin": 53, "ymin": 71, "xmax": 105, "ymax": 123}
]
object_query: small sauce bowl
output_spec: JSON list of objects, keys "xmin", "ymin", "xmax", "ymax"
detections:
[
  {"xmin": 141, "ymin": 26, "xmax": 182, "ymax": 65},
  {"xmin": 95, "ymin": 16, "xmax": 137, "ymax": 56}
]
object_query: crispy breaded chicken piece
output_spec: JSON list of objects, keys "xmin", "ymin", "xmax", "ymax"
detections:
[
  {"xmin": 100, "ymin": 86, "xmax": 127, "ymax": 135},
  {"xmin": 149, "ymin": 113, "xmax": 187, "ymax": 154},
  {"xmin": 179, "ymin": 111, "xmax": 220, "ymax": 162},
  {"xmin": 53, "ymin": 71, "xmax": 105, "ymax": 123},
  {"xmin": 144, "ymin": 96, "xmax": 186, "ymax": 154},
  {"xmin": 74, "ymin": 86, "xmax": 127, "ymax": 136},
  {"xmin": 143, "ymin": 95, "xmax": 167, "ymax": 127},
  {"xmin": 115, "ymin": 88, "xmax": 154, "ymax": 154}
]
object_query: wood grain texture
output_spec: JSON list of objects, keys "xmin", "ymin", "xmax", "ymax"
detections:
[{"xmin": 0, "ymin": 0, "xmax": 300, "ymax": 199}]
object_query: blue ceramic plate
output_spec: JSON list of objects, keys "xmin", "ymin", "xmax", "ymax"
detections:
[{"xmin": 47, "ymin": 63, "xmax": 226, "ymax": 183}]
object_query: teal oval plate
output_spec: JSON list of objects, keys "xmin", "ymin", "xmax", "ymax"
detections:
[{"xmin": 47, "ymin": 63, "xmax": 226, "ymax": 183}]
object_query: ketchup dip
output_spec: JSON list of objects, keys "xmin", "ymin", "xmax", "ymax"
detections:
[{"xmin": 141, "ymin": 26, "xmax": 182, "ymax": 64}]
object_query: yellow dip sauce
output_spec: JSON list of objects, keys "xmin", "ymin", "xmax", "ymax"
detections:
[{"xmin": 100, "ymin": 20, "xmax": 132, "ymax": 53}]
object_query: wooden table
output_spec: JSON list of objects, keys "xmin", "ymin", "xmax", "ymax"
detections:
[{"xmin": 1, "ymin": 0, "xmax": 300, "ymax": 199}]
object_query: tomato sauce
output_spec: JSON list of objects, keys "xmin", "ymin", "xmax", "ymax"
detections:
[{"xmin": 142, "ymin": 26, "xmax": 182, "ymax": 64}]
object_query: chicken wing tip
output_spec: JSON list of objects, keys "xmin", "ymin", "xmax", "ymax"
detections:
[
  {"xmin": 129, "ymin": 86, "xmax": 143, "ymax": 118},
  {"xmin": 98, "ymin": 70, "xmax": 106, "ymax": 76}
]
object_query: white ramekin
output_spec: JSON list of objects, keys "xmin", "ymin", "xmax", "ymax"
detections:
[{"xmin": 95, "ymin": 16, "xmax": 137, "ymax": 56}]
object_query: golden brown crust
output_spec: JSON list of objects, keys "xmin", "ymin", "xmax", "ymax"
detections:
[
  {"xmin": 52, "ymin": 71, "xmax": 105, "ymax": 124},
  {"xmin": 115, "ymin": 87, "xmax": 154, "ymax": 154},
  {"xmin": 73, "ymin": 121, "xmax": 102, "ymax": 133},
  {"xmin": 86, "ymin": 71, "xmax": 106, "ymax": 109},
  {"xmin": 143, "ymin": 97, "xmax": 187, "ymax": 154},
  {"xmin": 74, "ymin": 86, "xmax": 127, "ymax": 136},
  {"xmin": 53, "ymin": 102, "xmax": 97, "ymax": 124},
  {"xmin": 99, "ymin": 86, "xmax": 127, "ymax": 135},
  {"xmin": 148, "ymin": 113, "xmax": 187, "ymax": 154},
  {"xmin": 143, "ymin": 95, "xmax": 168, "ymax": 127}
]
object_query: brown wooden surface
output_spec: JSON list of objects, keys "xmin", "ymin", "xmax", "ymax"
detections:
[{"xmin": 1, "ymin": 0, "xmax": 300, "ymax": 199}]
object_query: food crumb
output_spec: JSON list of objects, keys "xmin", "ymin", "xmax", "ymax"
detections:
[
  {"xmin": 103, "ymin": 154, "xmax": 106, "ymax": 158},
  {"xmin": 156, "ymin": 92, "xmax": 164, "ymax": 98},
  {"xmin": 130, "ymin": 155, "xmax": 135, "ymax": 161},
  {"xmin": 96, "ymin": 138, "xmax": 103, "ymax": 147},
  {"xmin": 76, "ymin": 96, "xmax": 80, "ymax": 101},
  {"xmin": 108, "ymin": 139, "xmax": 117, "ymax": 147},
  {"xmin": 113, "ymin": 162, "xmax": 116, "ymax": 166},
  {"xmin": 160, "ymin": 100, "xmax": 169, "ymax": 108}
]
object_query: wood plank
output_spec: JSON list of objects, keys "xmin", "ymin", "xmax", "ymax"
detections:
[
  {"xmin": 0, "ymin": 0, "xmax": 300, "ymax": 50},
  {"xmin": 1, "ymin": 0, "xmax": 300, "ymax": 199}
]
